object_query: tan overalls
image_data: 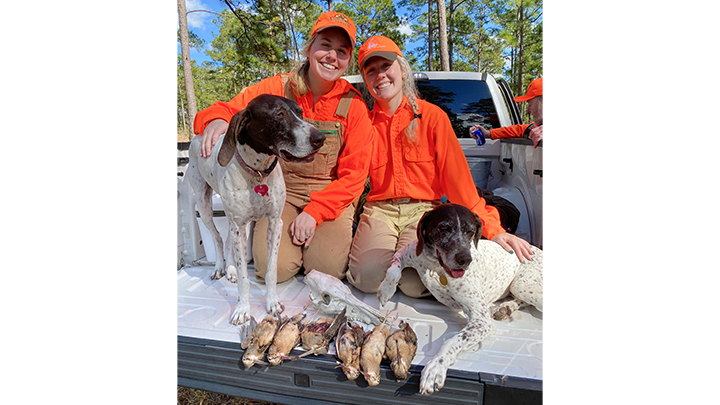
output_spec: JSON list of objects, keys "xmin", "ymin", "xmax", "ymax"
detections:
[{"xmin": 252, "ymin": 81, "xmax": 357, "ymax": 283}]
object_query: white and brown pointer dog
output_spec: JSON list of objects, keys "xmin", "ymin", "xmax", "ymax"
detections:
[
  {"xmin": 377, "ymin": 203, "xmax": 543, "ymax": 395},
  {"xmin": 186, "ymin": 94, "xmax": 325, "ymax": 327}
]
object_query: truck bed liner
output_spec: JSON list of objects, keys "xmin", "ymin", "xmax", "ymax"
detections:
[{"xmin": 178, "ymin": 264, "xmax": 542, "ymax": 404}]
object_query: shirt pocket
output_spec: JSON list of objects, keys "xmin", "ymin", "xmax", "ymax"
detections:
[
  {"xmin": 404, "ymin": 146, "xmax": 435, "ymax": 184},
  {"xmin": 371, "ymin": 145, "xmax": 388, "ymax": 171}
]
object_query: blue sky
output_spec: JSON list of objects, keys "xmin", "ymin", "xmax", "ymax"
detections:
[{"xmin": 179, "ymin": 0, "xmax": 415, "ymax": 65}]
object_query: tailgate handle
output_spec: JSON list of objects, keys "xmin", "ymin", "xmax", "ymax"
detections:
[{"xmin": 293, "ymin": 373, "xmax": 310, "ymax": 387}]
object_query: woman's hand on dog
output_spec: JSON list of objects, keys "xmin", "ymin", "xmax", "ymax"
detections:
[
  {"xmin": 290, "ymin": 212, "xmax": 317, "ymax": 249},
  {"xmin": 201, "ymin": 119, "xmax": 230, "ymax": 158},
  {"xmin": 491, "ymin": 232, "xmax": 534, "ymax": 263}
]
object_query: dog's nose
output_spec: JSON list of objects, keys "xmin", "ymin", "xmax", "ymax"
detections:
[
  {"xmin": 455, "ymin": 251, "xmax": 472, "ymax": 268},
  {"xmin": 310, "ymin": 128, "xmax": 325, "ymax": 149}
]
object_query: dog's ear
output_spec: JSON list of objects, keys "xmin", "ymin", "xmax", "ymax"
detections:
[
  {"xmin": 218, "ymin": 110, "xmax": 249, "ymax": 167},
  {"xmin": 472, "ymin": 212, "xmax": 483, "ymax": 248},
  {"xmin": 415, "ymin": 210, "xmax": 431, "ymax": 256}
]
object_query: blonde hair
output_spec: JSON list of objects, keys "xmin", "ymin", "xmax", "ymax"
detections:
[
  {"xmin": 362, "ymin": 56, "xmax": 421, "ymax": 143},
  {"xmin": 396, "ymin": 56, "xmax": 421, "ymax": 143},
  {"xmin": 286, "ymin": 30, "xmax": 355, "ymax": 97}
]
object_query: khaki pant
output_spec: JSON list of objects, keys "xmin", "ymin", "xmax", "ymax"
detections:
[
  {"xmin": 253, "ymin": 199, "xmax": 355, "ymax": 283},
  {"xmin": 347, "ymin": 200, "xmax": 439, "ymax": 298},
  {"xmin": 253, "ymin": 108, "xmax": 353, "ymax": 283}
]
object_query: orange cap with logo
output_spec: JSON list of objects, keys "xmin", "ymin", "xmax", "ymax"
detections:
[
  {"xmin": 311, "ymin": 11, "xmax": 357, "ymax": 46},
  {"xmin": 358, "ymin": 36, "xmax": 404, "ymax": 70},
  {"xmin": 514, "ymin": 78, "xmax": 542, "ymax": 102}
]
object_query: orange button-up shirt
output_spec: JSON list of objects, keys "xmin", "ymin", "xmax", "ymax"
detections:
[
  {"xmin": 193, "ymin": 74, "xmax": 374, "ymax": 225},
  {"xmin": 366, "ymin": 97, "xmax": 505, "ymax": 240}
]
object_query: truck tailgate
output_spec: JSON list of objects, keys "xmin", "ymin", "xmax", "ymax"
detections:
[{"xmin": 178, "ymin": 264, "xmax": 542, "ymax": 404}]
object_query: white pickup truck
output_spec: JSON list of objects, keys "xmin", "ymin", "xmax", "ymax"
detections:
[{"xmin": 177, "ymin": 71, "xmax": 543, "ymax": 404}]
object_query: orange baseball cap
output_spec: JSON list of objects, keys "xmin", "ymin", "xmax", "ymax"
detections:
[
  {"xmin": 311, "ymin": 11, "xmax": 357, "ymax": 46},
  {"xmin": 358, "ymin": 36, "xmax": 404, "ymax": 70},
  {"xmin": 514, "ymin": 77, "xmax": 543, "ymax": 102}
]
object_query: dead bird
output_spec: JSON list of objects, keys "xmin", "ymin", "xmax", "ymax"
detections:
[
  {"xmin": 293, "ymin": 307, "xmax": 347, "ymax": 359},
  {"xmin": 359, "ymin": 322, "xmax": 391, "ymax": 386},
  {"xmin": 385, "ymin": 320, "xmax": 417, "ymax": 380},
  {"xmin": 335, "ymin": 321, "xmax": 365, "ymax": 380},
  {"xmin": 266, "ymin": 312, "xmax": 307, "ymax": 366},
  {"xmin": 241, "ymin": 314, "xmax": 279, "ymax": 369}
]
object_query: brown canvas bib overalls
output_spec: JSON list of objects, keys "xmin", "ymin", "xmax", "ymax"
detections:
[{"xmin": 252, "ymin": 83, "xmax": 356, "ymax": 283}]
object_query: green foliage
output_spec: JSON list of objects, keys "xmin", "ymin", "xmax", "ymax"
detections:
[
  {"xmin": 178, "ymin": 0, "xmax": 543, "ymax": 130},
  {"xmin": 334, "ymin": 0, "xmax": 406, "ymax": 75},
  {"xmin": 491, "ymin": 0, "xmax": 543, "ymax": 93}
]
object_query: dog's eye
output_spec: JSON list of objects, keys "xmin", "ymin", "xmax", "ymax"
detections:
[
  {"xmin": 276, "ymin": 111, "xmax": 286, "ymax": 117},
  {"xmin": 321, "ymin": 293, "xmax": 331, "ymax": 305}
]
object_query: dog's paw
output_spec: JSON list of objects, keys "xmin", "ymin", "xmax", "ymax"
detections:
[
  {"xmin": 419, "ymin": 358, "xmax": 448, "ymax": 395},
  {"xmin": 377, "ymin": 266, "xmax": 401, "ymax": 306},
  {"xmin": 377, "ymin": 280, "xmax": 396, "ymax": 307},
  {"xmin": 266, "ymin": 297, "xmax": 284, "ymax": 316},
  {"xmin": 210, "ymin": 267, "xmax": 225, "ymax": 280},
  {"xmin": 230, "ymin": 302, "xmax": 251, "ymax": 326},
  {"xmin": 492, "ymin": 306, "xmax": 512, "ymax": 321},
  {"xmin": 491, "ymin": 301, "xmax": 521, "ymax": 321},
  {"xmin": 225, "ymin": 266, "xmax": 238, "ymax": 283}
]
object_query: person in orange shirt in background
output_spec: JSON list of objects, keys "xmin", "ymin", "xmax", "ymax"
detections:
[
  {"xmin": 469, "ymin": 77, "xmax": 543, "ymax": 147},
  {"xmin": 193, "ymin": 11, "xmax": 373, "ymax": 283},
  {"xmin": 347, "ymin": 36, "xmax": 534, "ymax": 298}
]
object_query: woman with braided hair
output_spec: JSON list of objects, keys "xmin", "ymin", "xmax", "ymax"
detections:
[{"xmin": 347, "ymin": 36, "xmax": 534, "ymax": 298}]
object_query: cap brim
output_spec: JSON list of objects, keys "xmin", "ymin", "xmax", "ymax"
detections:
[
  {"xmin": 513, "ymin": 94, "xmax": 534, "ymax": 102},
  {"xmin": 315, "ymin": 25, "xmax": 355, "ymax": 46},
  {"xmin": 360, "ymin": 51, "xmax": 398, "ymax": 69}
]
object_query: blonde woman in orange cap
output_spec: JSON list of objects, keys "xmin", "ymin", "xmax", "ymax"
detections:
[
  {"xmin": 469, "ymin": 77, "xmax": 543, "ymax": 147},
  {"xmin": 347, "ymin": 36, "xmax": 534, "ymax": 298},
  {"xmin": 193, "ymin": 11, "xmax": 374, "ymax": 283}
]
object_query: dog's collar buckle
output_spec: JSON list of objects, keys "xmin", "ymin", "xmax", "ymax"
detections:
[{"xmin": 234, "ymin": 150, "xmax": 278, "ymax": 184}]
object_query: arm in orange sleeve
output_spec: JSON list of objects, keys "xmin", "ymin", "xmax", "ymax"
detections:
[
  {"xmin": 192, "ymin": 75, "xmax": 286, "ymax": 135},
  {"xmin": 303, "ymin": 97, "xmax": 374, "ymax": 225},
  {"xmin": 489, "ymin": 123, "xmax": 532, "ymax": 140},
  {"xmin": 431, "ymin": 107, "xmax": 505, "ymax": 240}
]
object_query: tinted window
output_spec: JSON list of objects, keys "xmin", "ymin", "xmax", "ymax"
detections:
[
  {"xmin": 352, "ymin": 79, "xmax": 499, "ymax": 139},
  {"xmin": 416, "ymin": 80, "xmax": 498, "ymax": 139}
]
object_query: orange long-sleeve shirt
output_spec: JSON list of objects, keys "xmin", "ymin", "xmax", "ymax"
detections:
[
  {"xmin": 490, "ymin": 123, "xmax": 536, "ymax": 139},
  {"xmin": 193, "ymin": 74, "xmax": 374, "ymax": 225},
  {"xmin": 367, "ymin": 97, "xmax": 505, "ymax": 240}
]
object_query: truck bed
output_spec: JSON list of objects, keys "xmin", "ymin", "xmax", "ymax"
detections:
[{"xmin": 177, "ymin": 263, "xmax": 542, "ymax": 404}]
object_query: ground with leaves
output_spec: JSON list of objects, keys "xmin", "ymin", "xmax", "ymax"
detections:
[{"xmin": 177, "ymin": 386, "xmax": 282, "ymax": 405}]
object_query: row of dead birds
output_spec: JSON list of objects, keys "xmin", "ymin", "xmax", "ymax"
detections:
[{"xmin": 241, "ymin": 307, "xmax": 417, "ymax": 386}]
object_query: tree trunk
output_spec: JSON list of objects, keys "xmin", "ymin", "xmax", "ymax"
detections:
[
  {"xmin": 427, "ymin": 0, "xmax": 433, "ymax": 71},
  {"xmin": 476, "ymin": 30, "xmax": 482, "ymax": 71},
  {"xmin": 178, "ymin": 80, "xmax": 187, "ymax": 133},
  {"xmin": 178, "ymin": 0, "xmax": 198, "ymax": 138},
  {"xmin": 515, "ymin": 1, "xmax": 525, "ymax": 98},
  {"xmin": 447, "ymin": 0, "xmax": 454, "ymax": 71},
  {"xmin": 437, "ymin": 0, "xmax": 449, "ymax": 71}
]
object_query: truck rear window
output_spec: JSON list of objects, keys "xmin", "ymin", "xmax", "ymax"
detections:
[
  {"xmin": 416, "ymin": 79, "xmax": 499, "ymax": 139},
  {"xmin": 353, "ymin": 79, "xmax": 500, "ymax": 139}
]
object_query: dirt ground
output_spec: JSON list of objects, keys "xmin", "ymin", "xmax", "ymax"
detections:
[
  {"xmin": 178, "ymin": 130, "xmax": 192, "ymax": 143},
  {"xmin": 177, "ymin": 386, "xmax": 283, "ymax": 405}
]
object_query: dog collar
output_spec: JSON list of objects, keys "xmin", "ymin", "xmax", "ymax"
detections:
[{"xmin": 234, "ymin": 150, "xmax": 278, "ymax": 183}]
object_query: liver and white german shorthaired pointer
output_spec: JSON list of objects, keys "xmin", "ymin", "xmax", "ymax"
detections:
[{"xmin": 377, "ymin": 203, "xmax": 543, "ymax": 395}]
